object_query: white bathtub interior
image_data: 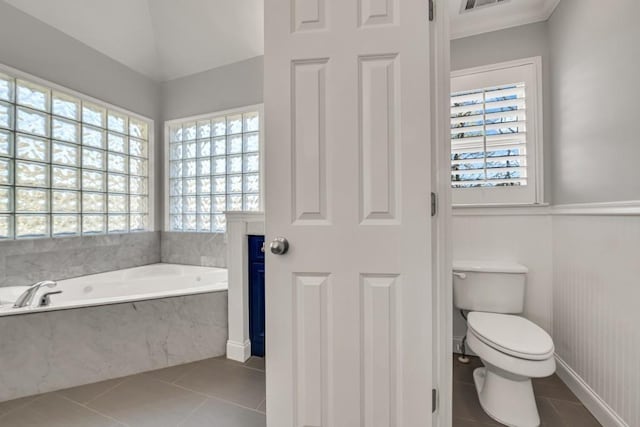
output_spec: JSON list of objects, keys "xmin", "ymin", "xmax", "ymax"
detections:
[{"xmin": 0, "ymin": 263, "xmax": 228, "ymax": 316}]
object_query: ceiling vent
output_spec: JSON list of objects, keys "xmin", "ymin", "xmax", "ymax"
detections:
[{"xmin": 461, "ymin": 0, "xmax": 510, "ymax": 13}]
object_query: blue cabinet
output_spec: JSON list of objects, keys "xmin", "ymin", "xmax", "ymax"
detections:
[{"xmin": 248, "ymin": 235, "xmax": 265, "ymax": 357}]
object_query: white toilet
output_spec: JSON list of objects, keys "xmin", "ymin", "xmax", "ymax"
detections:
[{"xmin": 453, "ymin": 261, "xmax": 555, "ymax": 427}]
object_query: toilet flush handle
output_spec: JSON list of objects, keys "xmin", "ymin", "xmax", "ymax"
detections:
[{"xmin": 453, "ymin": 272, "xmax": 467, "ymax": 279}]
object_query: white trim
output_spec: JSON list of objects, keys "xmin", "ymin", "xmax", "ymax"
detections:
[
  {"xmin": 552, "ymin": 200, "xmax": 640, "ymax": 216},
  {"xmin": 433, "ymin": 2, "xmax": 453, "ymax": 425},
  {"xmin": 555, "ymin": 355, "xmax": 629, "ymax": 427},
  {"xmin": 163, "ymin": 103, "xmax": 265, "ymax": 232},
  {"xmin": 450, "ymin": 57, "xmax": 544, "ymax": 206},
  {"xmin": 225, "ymin": 212, "xmax": 265, "ymax": 364},
  {"xmin": 450, "ymin": 0, "xmax": 561, "ymax": 40},
  {"xmin": 226, "ymin": 339, "xmax": 252, "ymax": 363},
  {"xmin": 0, "ymin": 62, "xmax": 156, "ymax": 234},
  {"xmin": 453, "ymin": 203, "xmax": 550, "ymax": 216}
]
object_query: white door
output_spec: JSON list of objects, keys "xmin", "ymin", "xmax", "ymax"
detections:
[{"xmin": 265, "ymin": 0, "xmax": 434, "ymax": 425}]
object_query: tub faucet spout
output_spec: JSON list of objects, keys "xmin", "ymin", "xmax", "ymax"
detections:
[{"xmin": 13, "ymin": 280, "xmax": 57, "ymax": 308}]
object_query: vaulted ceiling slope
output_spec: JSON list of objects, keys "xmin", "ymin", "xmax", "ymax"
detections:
[
  {"xmin": 4, "ymin": 0, "xmax": 558, "ymax": 82},
  {"xmin": 3, "ymin": 0, "xmax": 264, "ymax": 82}
]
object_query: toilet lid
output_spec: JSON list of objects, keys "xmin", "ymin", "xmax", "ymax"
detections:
[{"xmin": 467, "ymin": 312, "xmax": 554, "ymax": 361}]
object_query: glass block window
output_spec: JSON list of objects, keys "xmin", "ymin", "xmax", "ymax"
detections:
[
  {"xmin": 167, "ymin": 108, "xmax": 261, "ymax": 233},
  {"xmin": 0, "ymin": 69, "xmax": 151, "ymax": 240}
]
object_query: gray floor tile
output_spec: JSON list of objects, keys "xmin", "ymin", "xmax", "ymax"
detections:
[
  {"xmin": 87, "ymin": 374, "xmax": 206, "ymax": 427},
  {"xmin": 144, "ymin": 361, "xmax": 201, "ymax": 383},
  {"xmin": 57, "ymin": 377, "xmax": 126, "ymax": 404},
  {"xmin": 0, "ymin": 395, "xmax": 39, "ymax": 417},
  {"xmin": 452, "ymin": 381, "xmax": 502, "ymax": 425},
  {"xmin": 533, "ymin": 375, "xmax": 581, "ymax": 403},
  {"xmin": 244, "ymin": 356, "xmax": 265, "ymax": 371},
  {"xmin": 549, "ymin": 398, "xmax": 601, "ymax": 427},
  {"xmin": 0, "ymin": 394, "xmax": 122, "ymax": 427},
  {"xmin": 537, "ymin": 397, "xmax": 565, "ymax": 427},
  {"xmin": 256, "ymin": 398, "xmax": 266, "ymax": 414},
  {"xmin": 180, "ymin": 398, "xmax": 266, "ymax": 427},
  {"xmin": 176, "ymin": 358, "xmax": 266, "ymax": 410}
]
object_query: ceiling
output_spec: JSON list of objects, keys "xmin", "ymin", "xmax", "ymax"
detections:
[
  {"xmin": 3, "ymin": 0, "xmax": 264, "ymax": 82},
  {"xmin": 449, "ymin": 0, "xmax": 561, "ymax": 40},
  {"xmin": 4, "ymin": 0, "xmax": 558, "ymax": 82}
]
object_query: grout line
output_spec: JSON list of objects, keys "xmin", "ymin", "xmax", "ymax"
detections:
[
  {"xmin": 57, "ymin": 394, "xmax": 130, "ymax": 426},
  {"xmin": 164, "ymin": 379, "xmax": 266, "ymax": 416},
  {"xmin": 176, "ymin": 398, "xmax": 208, "ymax": 427},
  {"xmin": 78, "ymin": 376, "xmax": 130, "ymax": 406},
  {"xmin": 0, "ymin": 394, "xmax": 46, "ymax": 421},
  {"xmin": 255, "ymin": 397, "xmax": 266, "ymax": 413}
]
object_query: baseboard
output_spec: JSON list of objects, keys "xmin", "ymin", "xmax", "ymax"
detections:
[
  {"xmin": 554, "ymin": 355, "xmax": 628, "ymax": 427},
  {"xmin": 226, "ymin": 339, "xmax": 251, "ymax": 362},
  {"xmin": 453, "ymin": 336, "xmax": 477, "ymax": 357}
]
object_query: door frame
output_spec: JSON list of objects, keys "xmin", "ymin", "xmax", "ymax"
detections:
[{"xmin": 431, "ymin": 2, "xmax": 453, "ymax": 426}]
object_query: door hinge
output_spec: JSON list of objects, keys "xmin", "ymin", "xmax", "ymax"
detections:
[
  {"xmin": 432, "ymin": 388, "xmax": 438, "ymax": 413},
  {"xmin": 429, "ymin": 0, "xmax": 435, "ymax": 21},
  {"xmin": 431, "ymin": 192, "xmax": 437, "ymax": 217}
]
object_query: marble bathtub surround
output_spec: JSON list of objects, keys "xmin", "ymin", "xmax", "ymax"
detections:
[
  {"xmin": 0, "ymin": 290, "xmax": 228, "ymax": 402},
  {"xmin": 160, "ymin": 231, "xmax": 227, "ymax": 267},
  {"xmin": 0, "ymin": 232, "xmax": 160, "ymax": 287}
]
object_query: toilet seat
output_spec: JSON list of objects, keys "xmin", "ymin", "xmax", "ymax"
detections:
[{"xmin": 467, "ymin": 312, "xmax": 554, "ymax": 361}]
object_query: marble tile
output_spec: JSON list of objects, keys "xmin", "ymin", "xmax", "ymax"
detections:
[
  {"xmin": 0, "ymin": 232, "xmax": 160, "ymax": 287},
  {"xmin": 161, "ymin": 231, "xmax": 226, "ymax": 267},
  {"xmin": 180, "ymin": 397, "xmax": 266, "ymax": 427},
  {"xmin": 0, "ymin": 291, "xmax": 227, "ymax": 402},
  {"xmin": 0, "ymin": 394, "xmax": 123, "ymax": 427},
  {"xmin": 175, "ymin": 358, "xmax": 265, "ymax": 409},
  {"xmin": 87, "ymin": 375, "xmax": 206, "ymax": 427}
]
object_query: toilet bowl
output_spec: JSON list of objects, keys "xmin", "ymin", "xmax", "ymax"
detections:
[
  {"xmin": 466, "ymin": 311, "xmax": 555, "ymax": 427},
  {"xmin": 453, "ymin": 261, "xmax": 555, "ymax": 427}
]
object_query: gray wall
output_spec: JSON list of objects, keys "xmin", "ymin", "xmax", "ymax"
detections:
[
  {"xmin": 0, "ymin": 2, "xmax": 164, "ymax": 229},
  {"xmin": 0, "ymin": 2, "xmax": 163, "ymax": 284},
  {"xmin": 548, "ymin": 0, "xmax": 640, "ymax": 204},
  {"xmin": 161, "ymin": 56, "xmax": 263, "ymax": 121},
  {"xmin": 451, "ymin": 22, "xmax": 552, "ymax": 202},
  {"xmin": 159, "ymin": 56, "xmax": 264, "ymax": 267}
]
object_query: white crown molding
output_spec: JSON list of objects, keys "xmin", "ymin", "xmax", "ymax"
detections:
[
  {"xmin": 450, "ymin": 0, "xmax": 562, "ymax": 40},
  {"xmin": 552, "ymin": 200, "xmax": 640, "ymax": 216}
]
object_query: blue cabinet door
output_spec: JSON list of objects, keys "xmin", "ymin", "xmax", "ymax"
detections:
[{"xmin": 248, "ymin": 235, "xmax": 265, "ymax": 357}]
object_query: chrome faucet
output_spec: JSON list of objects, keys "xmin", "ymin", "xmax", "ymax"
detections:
[{"xmin": 13, "ymin": 280, "xmax": 58, "ymax": 308}]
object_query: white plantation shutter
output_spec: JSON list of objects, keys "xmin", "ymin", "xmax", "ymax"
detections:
[
  {"xmin": 451, "ymin": 83, "xmax": 527, "ymax": 187},
  {"xmin": 450, "ymin": 58, "xmax": 542, "ymax": 205}
]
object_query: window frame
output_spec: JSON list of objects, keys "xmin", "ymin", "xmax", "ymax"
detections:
[
  {"xmin": 0, "ymin": 62, "xmax": 155, "ymax": 239},
  {"xmin": 450, "ymin": 56, "xmax": 544, "ymax": 206},
  {"xmin": 163, "ymin": 103, "xmax": 264, "ymax": 233}
]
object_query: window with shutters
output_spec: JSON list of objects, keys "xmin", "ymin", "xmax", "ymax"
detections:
[{"xmin": 450, "ymin": 57, "xmax": 543, "ymax": 205}]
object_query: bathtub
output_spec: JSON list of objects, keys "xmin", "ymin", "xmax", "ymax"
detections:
[
  {"xmin": 0, "ymin": 263, "xmax": 229, "ymax": 402},
  {"xmin": 0, "ymin": 263, "xmax": 228, "ymax": 315}
]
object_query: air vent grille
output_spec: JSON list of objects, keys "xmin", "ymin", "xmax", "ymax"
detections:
[{"xmin": 461, "ymin": 0, "xmax": 509, "ymax": 13}]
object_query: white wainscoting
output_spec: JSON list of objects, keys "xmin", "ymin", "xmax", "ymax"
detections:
[
  {"xmin": 452, "ymin": 209, "xmax": 553, "ymax": 345},
  {"xmin": 552, "ymin": 213, "xmax": 640, "ymax": 427}
]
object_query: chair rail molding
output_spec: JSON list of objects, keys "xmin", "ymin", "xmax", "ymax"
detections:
[{"xmin": 225, "ymin": 211, "xmax": 265, "ymax": 362}]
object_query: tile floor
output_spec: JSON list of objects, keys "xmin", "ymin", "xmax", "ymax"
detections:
[
  {"xmin": 0, "ymin": 356, "xmax": 266, "ymax": 427},
  {"xmin": 453, "ymin": 355, "xmax": 602, "ymax": 426},
  {"xmin": 0, "ymin": 354, "xmax": 602, "ymax": 426}
]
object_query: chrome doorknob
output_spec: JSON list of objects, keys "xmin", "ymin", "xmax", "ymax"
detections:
[{"xmin": 269, "ymin": 237, "xmax": 289, "ymax": 255}]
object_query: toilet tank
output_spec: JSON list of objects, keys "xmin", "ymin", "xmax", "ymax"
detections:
[{"xmin": 453, "ymin": 260, "xmax": 528, "ymax": 314}]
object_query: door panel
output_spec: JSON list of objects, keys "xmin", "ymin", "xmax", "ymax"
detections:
[{"xmin": 265, "ymin": 0, "xmax": 433, "ymax": 425}]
